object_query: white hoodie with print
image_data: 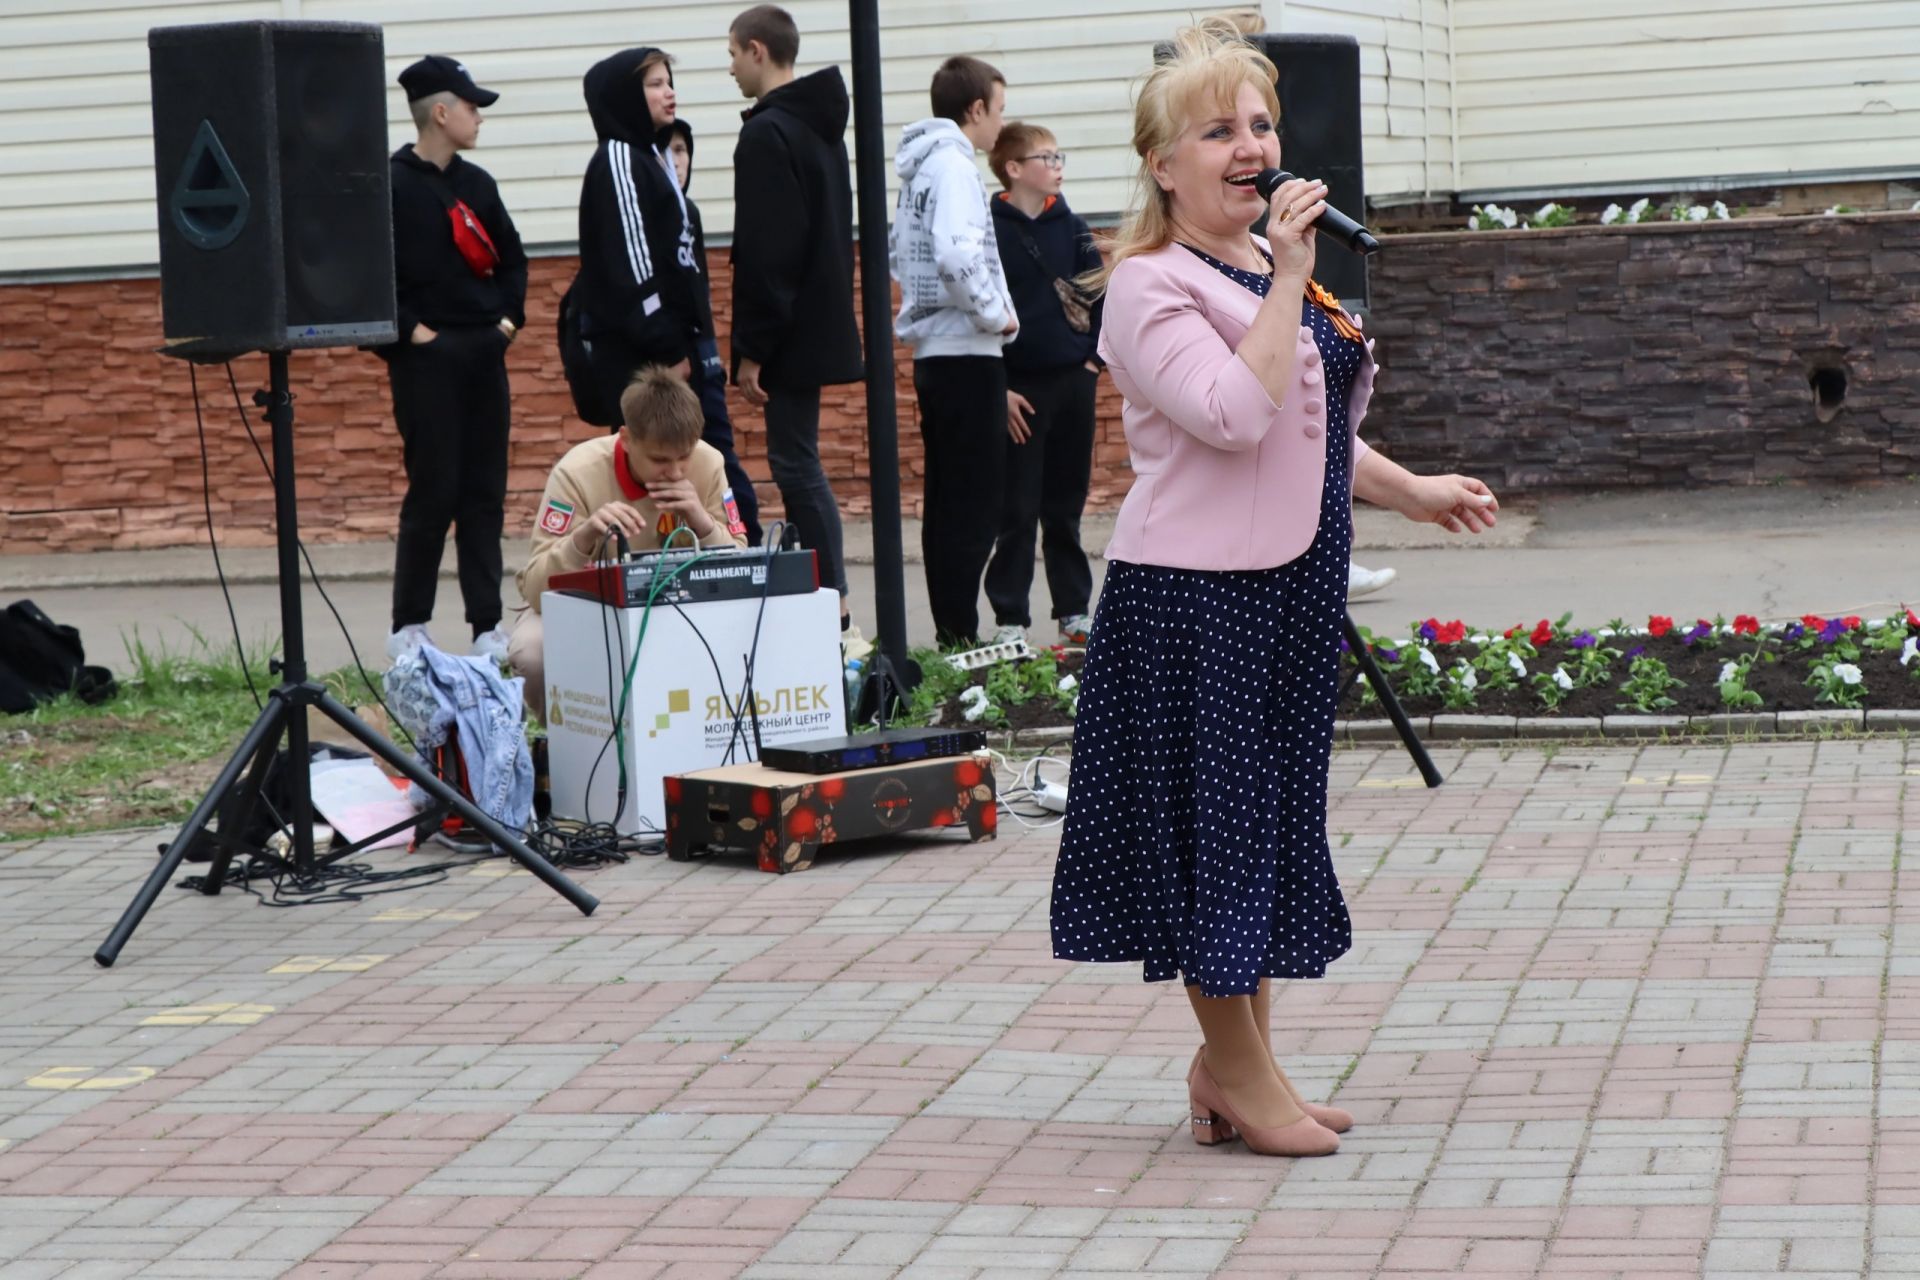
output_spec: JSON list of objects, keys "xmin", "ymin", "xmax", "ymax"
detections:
[{"xmin": 889, "ymin": 118, "xmax": 1017, "ymax": 357}]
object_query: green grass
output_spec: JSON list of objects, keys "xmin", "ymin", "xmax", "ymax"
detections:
[{"xmin": 0, "ymin": 629, "xmax": 389, "ymax": 841}]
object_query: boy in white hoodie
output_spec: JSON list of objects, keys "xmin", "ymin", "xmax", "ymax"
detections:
[{"xmin": 890, "ymin": 55, "xmax": 1018, "ymax": 647}]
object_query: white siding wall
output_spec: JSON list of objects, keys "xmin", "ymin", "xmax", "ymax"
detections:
[
  {"xmin": 5, "ymin": 0, "xmax": 1915, "ymax": 275},
  {"xmin": 1274, "ymin": 0, "xmax": 1455, "ymax": 200},
  {"xmin": 1450, "ymin": 0, "xmax": 1920, "ymax": 194},
  {"xmin": 0, "ymin": 0, "xmax": 1272, "ymax": 275}
]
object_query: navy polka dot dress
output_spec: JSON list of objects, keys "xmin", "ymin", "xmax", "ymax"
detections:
[{"xmin": 1051, "ymin": 246, "xmax": 1361, "ymax": 998}]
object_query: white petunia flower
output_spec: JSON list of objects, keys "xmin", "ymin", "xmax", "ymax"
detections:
[
  {"xmin": 1057, "ymin": 675, "xmax": 1077, "ymax": 692},
  {"xmin": 1552, "ymin": 666, "xmax": 1574, "ymax": 690},
  {"xmin": 1456, "ymin": 665, "xmax": 1478, "ymax": 692},
  {"xmin": 1500, "ymin": 206, "xmax": 1518, "ymax": 228},
  {"xmin": 1418, "ymin": 647, "xmax": 1441, "ymax": 674},
  {"xmin": 1902, "ymin": 636, "xmax": 1920, "ymax": 667},
  {"xmin": 960, "ymin": 686, "xmax": 989, "ymax": 707},
  {"xmin": 1508, "ymin": 652, "xmax": 1527, "ymax": 677},
  {"xmin": 1627, "ymin": 197, "xmax": 1651, "ymax": 223},
  {"xmin": 1832, "ymin": 663, "xmax": 1863, "ymax": 685},
  {"xmin": 1711, "ymin": 200, "xmax": 1730, "ymax": 219},
  {"xmin": 1719, "ymin": 661, "xmax": 1740, "ymax": 684},
  {"xmin": 1686, "ymin": 205, "xmax": 1709, "ymax": 221},
  {"xmin": 1600, "ymin": 203, "xmax": 1624, "ymax": 225},
  {"xmin": 1469, "ymin": 633, "xmax": 1492, "ymax": 645}
]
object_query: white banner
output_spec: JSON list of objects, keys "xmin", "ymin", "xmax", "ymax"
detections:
[{"xmin": 543, "ymin": 587, "xmax": 845, "ymax": 836}]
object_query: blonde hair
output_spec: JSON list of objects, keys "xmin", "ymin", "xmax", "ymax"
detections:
[
  {"xmin": 1210, "ymin": 8, "xmax": 1267, "ymax": 36},
  {"xmin": 1082, "ymin": 20, "xmax": 1279, "ymax": 294},
  {"xmin": 620, "ymin": 366, "xmax": 704, "ymax": 452}
]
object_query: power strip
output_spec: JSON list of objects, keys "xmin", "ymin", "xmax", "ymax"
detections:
[{"xmin": 946, "ymin": 638, "xmax": 1037, "ymax": 671}]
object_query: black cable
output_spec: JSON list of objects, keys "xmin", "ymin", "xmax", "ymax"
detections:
[
  {"xmin": 718, "ymin": 520, "xmax": 787, "ymax": 762},
  {"xmin": 177, "ymin": 846, "xmax": 491, "ymax": 906},
  {"xmin": 584, "ymin": 527, "xmax": 625, "ymax": 825},
  {"xmin": 668, "ymin": 599, "xmax": 737, "ymax": 761},
  {"xmin": 187, "ymin": 363, "xmax": 263, "ymax": 710},
  {"xmin": 525, "ymin": 815, "xmax": 661, "ymax": 867},
  {"xmin": 220, "ymin": 363, "xmax": 418, "ymax": 755}
]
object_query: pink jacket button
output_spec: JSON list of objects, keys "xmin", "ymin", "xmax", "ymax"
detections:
[
  {"xmin": 1299, "ymin": 326, "xmax": 1314, "ymax": 342},
  {"xmin": 1303, "ymin": 349, "xmax": 1321, "ymax": 368},
  {"xmin": 1305, "ymin": 398, "xmax": 1323, "ymax": 415},
  {"xmin": 1304, "ymin": 422, "xmax": 1324, "ymax": 438},
  {"xmin": 1303, "ymin": 369, "xmax": 1322, "ymax": 388}
]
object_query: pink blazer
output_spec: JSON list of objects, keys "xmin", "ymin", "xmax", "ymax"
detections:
[{"xmin": 1097, "ymin": 238, "xmax": 1375, "ymax": 571}]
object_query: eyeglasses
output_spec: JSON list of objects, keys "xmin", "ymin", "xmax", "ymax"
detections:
[{"xmin": 1017, "ymin": 151, "xmax": 1066, "ymax": 169}]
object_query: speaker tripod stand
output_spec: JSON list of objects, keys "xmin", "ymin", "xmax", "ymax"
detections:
[
  {"xmin": 1340, "ymin": 612, "xmax": 1444, "ymax": 788},
  {"xmin": 95, "ymin": 352, "xmax": 596, "ymax": 967}
]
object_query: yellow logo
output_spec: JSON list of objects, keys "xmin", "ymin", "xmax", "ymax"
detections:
[{"xmin": 650, "ymin": 688, "xmax": 691, "ymax": 738}]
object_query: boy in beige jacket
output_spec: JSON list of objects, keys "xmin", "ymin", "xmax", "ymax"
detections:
[{"xmin": 509, "ymin": 368, "xmax": 748, "ymax": 718}]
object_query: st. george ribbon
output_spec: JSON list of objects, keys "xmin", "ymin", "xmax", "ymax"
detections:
[{"xmin": 1254, "ymin": 169, "xmax": 1381, "ymax": 255}]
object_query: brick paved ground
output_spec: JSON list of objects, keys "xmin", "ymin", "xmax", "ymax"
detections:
[{"xmin": 1, "ymin": 738, "xmax": 1915, "ymax": 1279}]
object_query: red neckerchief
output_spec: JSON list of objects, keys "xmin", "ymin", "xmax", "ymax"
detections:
[{"xmin": 612, "ymin": 437, "xmax": 649, "ymax": 501}]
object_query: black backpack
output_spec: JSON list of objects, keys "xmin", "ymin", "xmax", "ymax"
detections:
[
  {"xmin": 557, "ymin": 279, "xmax": 621, "ymax": 428},
  {"xmin": 0, "ymin": 600, "xmax": 117, "ymax": 714}
]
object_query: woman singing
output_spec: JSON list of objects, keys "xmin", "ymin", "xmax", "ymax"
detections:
[{"xmin": 1051, "ymin": 22, "xmax": 1499, "ymax": 1158}]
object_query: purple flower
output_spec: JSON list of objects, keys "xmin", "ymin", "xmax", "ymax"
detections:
[
  {"xmin": 1570, "ymin": 632, "xmax": 1597, "ymax": 650},
  {"xmin": 1339, "ymin": 636, "xmax": 1350, "ymax": 653},
  {"xmin": 1783, "ymin": 623, "xmax": 1806, "ymax": 642},
  {"xmin": 1683, "ymin": 622, "xmax": 1713, "ymax": 646},
  {"xmin": 1624, "ymin": 644, "xmax": 1647, "ymax": 660},
  {"xmin": 1379, "ymin": 647, "xmax": 1401, "ymax": 663},
  {"xmin": 1418, "ymin": 621, "xmax": 1438, "ymax": 642},
  {"xmin": 1819, "ymin": 618, "xmax": 1848, "ymax": 644}
]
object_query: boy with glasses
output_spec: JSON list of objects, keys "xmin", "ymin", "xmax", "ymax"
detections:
[{"xmin": 984, "ymin": 121, "xmax": 1102, "ymax": 646}]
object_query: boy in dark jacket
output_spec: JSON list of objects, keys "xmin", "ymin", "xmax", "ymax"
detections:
[
  {"xmin": 727, "ymin": 5, "xmax": 864, "ymax": 635},
  {"xmin": 572, "ymin": 47, "xmax": 703, "ymax": 415},
  {"xmin": 665, "ymin": 120, "xmax": 762, "ymax": 546},
  {"xmin": 385, "ymin": 55, "xmax": 528, "ymax": 665},
  {"xmin": 983, "ymin": 121, "xmax": 1102, "ymax": 647}
]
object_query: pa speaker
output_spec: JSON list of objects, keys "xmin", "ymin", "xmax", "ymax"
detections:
[
  {"xmin": 1253, "ymin": 34, "xmax": 1368, "ymax": 312},
  {"xmin": 149, "ymin": 21, "xmax": 395, "ymax": 360}
]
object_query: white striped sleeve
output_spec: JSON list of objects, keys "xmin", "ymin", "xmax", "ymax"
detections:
[{"xmin": 607, "ymin": 140, "xmax": 652, "ymax": 285}]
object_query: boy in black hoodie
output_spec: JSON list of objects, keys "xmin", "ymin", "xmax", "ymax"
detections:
[
  {"xmin": 726, "ymin": 5, "xmax": 864, "ymax": 636},
  {"xmin": 665, "ymin": 120, "xmax": 762, "ymax": 546},
  {"xmin": 983, "ymin": 121, "xmax": 1102, "ymax": 647},
  {"xmin": 385, "ymin": 56, "xmax": 528, "ymax": 666},
  {"xmin": 572, "ymin": 47, "xmax": 704, "ymax": 416}
]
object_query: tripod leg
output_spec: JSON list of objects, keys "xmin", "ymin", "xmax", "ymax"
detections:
[
  {"xmin": 1342, "ymin": 613, "xmax": 1444, "ymax": 789},
  {"xmin": 313, "ymin": 693, "xmax": 598, "ymax": 916},
  {"xmin": 95, "ymin": 698, "xmax": 289, "ymax": 967},
  {"xmin": 203, "ymin": 694, "xmax": 294, "ymax": 894}
]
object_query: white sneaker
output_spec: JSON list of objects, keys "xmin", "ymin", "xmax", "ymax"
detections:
[
  {"xmin": 386, "ymin": 623, "xmax": 431, "ymax": 663},
  {"xmin": 991, "ymin": 623, "xmax": 1028, "ymax": 648},
  {"xmin": 1347, "ymin": 562, "xmax": 1397, "ymax": 599},
  {"xmin": 471, "ymin": 626, "xmax": 510, "ymax": 667},
  {"xmin": 1058, "ymin": 613, "xmax": 1094, "ymax": 645}
]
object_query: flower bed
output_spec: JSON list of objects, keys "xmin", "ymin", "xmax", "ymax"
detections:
[{"xmin": 911, "ymin": 612, "xmax": 1920, "ymax": 735}]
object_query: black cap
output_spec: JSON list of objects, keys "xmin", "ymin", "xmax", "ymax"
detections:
[{"xmin": 399, "ymin": 55, "xmax": 499, "ymax": 107}]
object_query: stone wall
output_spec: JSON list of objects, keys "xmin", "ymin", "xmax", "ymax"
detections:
[
  {"xmin": 1362, "ymin": 211, "xmax": 1920, "ymax": 488},
  {"xmin": 3, "ymin": 212, "xmax": 1917, "ymax": 554}
]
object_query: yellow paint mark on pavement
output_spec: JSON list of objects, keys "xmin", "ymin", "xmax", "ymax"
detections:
[
  {"xmin": 1355, "ymin": 778, "xmax": 1424, "ymax": 789},
  {"xmin": 141, "ymin": 1003, "xmax": 274, "ymax": 1027},
  {"xmin": 28, "ymin": 1066, "xmax": 157, "ymax": 1090},
  {"xmin": 467, "ymin": 865, "xmax": 531, "ymax": 878},
  {"xmin": 269, "ymin": 954, "xmax": 389, "ymax": 974}
]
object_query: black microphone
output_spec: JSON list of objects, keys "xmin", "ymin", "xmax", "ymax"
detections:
[{"xmin": 1254, "ymin": 169, "xmax": 1380, "ymax": 256}]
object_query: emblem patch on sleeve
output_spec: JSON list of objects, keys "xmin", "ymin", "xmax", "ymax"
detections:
[
  {"xmin": 723, "ymin": 489, "xmax": 747, "ymax": 538},
  {"xmin": 539, "ymin": 498, "xmax": 575, "ymax": 536}
]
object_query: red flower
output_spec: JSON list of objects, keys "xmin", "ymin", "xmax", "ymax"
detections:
[
  {"xmin": 1802, "ymin": 613, "xmax": 1827, "ymax": 630},
  {"xmin": 1842, "ymin": 616, "xmax": 1862, "ymax": 631},
  {"xmin": 1732, "ymin": 614, "xmax": 1760, "ymax": 635},
  {"xmin": 1648, "ymin": 616, "xmax": 1674, "ymax": 637},
  {"xmin": 1434, "ymin": 619, "xmax": 1467, "ymax": 645},
  {"xmin": 1908, "ymin": 606, "xmax": 1920, "ymax": 629},
  {"xmin": 1504, "ymin": 625, "xmax": 1522, "ymax": 640},
  {"xmin": 1530, "ymin": 619, "xmax": 1554, "ymax": 646}
]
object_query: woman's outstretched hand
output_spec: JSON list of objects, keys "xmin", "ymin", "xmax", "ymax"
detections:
[{"xmin": 1401, "ymin": 474, "xmax": 1499, "ymax": 533}]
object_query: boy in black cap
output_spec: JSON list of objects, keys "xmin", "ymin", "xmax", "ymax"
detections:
[{"xmin": 384, "ymin": 55, "xmax": 528, "ymax": 666}]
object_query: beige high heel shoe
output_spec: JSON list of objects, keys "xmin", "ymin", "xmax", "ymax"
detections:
[
  {"xmin": 1187, "ymin": 1049, "xmax": 1340, "ymax": 1157},
  {"xmin": 1188, "ymin": 1047, "xmax": 1354, "ymax": 1134}
]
